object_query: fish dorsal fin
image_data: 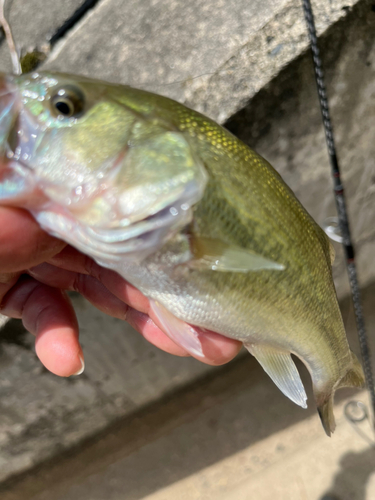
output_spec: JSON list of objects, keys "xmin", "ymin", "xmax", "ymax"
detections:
[
  {"xmin": 190, "ymin": 236, "xmax": 285, "ymax": 272},
  {"xmin": 150, "ymin": 300, "xmax": 204, "ymax": 358},
  {"xmin": 245, "ymin": 343, "xmax": 307, "ymax": 408}
]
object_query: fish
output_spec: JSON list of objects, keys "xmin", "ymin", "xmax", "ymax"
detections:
[{"xmin": 0, "ymin": 71, "xmax": 364, "ymax": 435}]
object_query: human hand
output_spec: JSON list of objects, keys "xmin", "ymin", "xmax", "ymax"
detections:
[{"xmin": 0, "ymin": 207, "xmax": 242, "ymax": 377}]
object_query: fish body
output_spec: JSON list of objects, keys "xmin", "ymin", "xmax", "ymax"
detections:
[{"xmin": 0, "ymin": 72, "xmax": 364, "ymax": 435}]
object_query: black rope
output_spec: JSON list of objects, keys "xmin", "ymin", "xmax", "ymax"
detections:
[
  {"xmin": 301, "ymin": 0, "xmax": 375, "ymax": 426},
  {"xmin": 49, "ymin": 0, "xmax": 102, "ymax": 46}
]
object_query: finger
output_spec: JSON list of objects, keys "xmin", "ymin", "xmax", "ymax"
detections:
[
  {"xmin": 0, "ymin": 271, "xmax": 21, "ymax": 306},
  {"xmin": 30, "ymin": 261, "xmax": 243, "ymax": 363},
  {"xmin": 47, "ymin": 246, "xmax": 92, "ymax": 273},
  {"xmin": 0, "ymin": 276, "xmax": 84, "ymax": 377},
  {"xmin": 127, "ymin": 306, "xmax": 241, "ymax": 365},
  {"xmin": 192, "ymin": 330, "xmax": 243, "ymax": 366},
  {"xmin": 29, "ymin": 262, "xmax": 131, "ymax": 320},
  {"xmin": 29, "ymin": 263, "xmax": 189, "ymax": 356},
  {"xmin": 125, "ymin": 308, "xmax": 190, "ymax": 356},
  {"xmin": 48, "ymin": 249, "xmax": 150, "ymax": 314},
  {"xmin": 0, "ymin": 207, "xmax": 66, "ymax": 272}
]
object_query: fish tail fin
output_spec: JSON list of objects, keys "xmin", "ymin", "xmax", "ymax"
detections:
[
  {"xmin": 317, "ymin": 351, "xmax": 365, "ymax": 437},
  {"xmin": 317, "ymin": 396, "xmax": 335, "ymax": 437},
  {"xmin": 337, "ymin": 351, "xmax": 365, "ymax": 390}
]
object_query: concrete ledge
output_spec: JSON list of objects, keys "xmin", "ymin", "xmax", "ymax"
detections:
[{"xmin": 44, "ymin": 0, "xmax": 359, "ymax": 122}]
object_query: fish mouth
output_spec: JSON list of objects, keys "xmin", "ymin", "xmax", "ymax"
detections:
[
  {"xmin": 33, "ymin": 188, "xmax": 196, "ymax": 265},
  {"xmin": 2, "ymin": 154, "xmax": 197, "ymax": 263}
]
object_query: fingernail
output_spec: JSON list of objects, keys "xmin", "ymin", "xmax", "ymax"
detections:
[{"xmin": 72, "ymin": 355, "xmax": 85, "ymax": 376}]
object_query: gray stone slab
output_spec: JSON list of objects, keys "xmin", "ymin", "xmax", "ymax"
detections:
[
  {"xmin": 44, "ymin": 0, "xmax": 359, "ymax": 122},
  {"xmin": 0, "ymin": 0, "xmax": 87, "ymax": 72}
]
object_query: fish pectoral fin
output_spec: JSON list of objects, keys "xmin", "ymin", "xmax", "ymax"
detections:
[
  {"xmin": 189, "ymin": 236, "xmax": 285, "ymax": 272},
  {"xmin": 150, "ymin": 300, "xmax": 204, "ymax": 358},
  {"xmin": 245, "ymin": 343, "xmax": 307, "ymax": 408}
]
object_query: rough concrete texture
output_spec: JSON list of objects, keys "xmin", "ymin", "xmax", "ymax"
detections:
[
  {"xmin": 0, "ymin": 295, "xmax": 212, "ymax": 482},
  {"xmin": 0, "ymin": 0, "xmax": 87, "ymax": 71},
  {"xmin": 0, "ymin": 281, "xmax": 374, "ymax": 500},
  {"xmin": 44, "ymin": 0, "xmax": 359, "ymax": 122}
]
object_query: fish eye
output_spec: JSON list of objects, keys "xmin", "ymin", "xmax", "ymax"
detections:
[{"xmin": 50, "ymin": 86, "xmax": 85, "ymax": 118}]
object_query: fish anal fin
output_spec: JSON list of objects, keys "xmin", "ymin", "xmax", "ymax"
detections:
[
  {"xmin": 190, "ymin": 236, "xmax": 285, "ymax": 273},
  {"xmin": 245, "ymin": 343, "xmax": 307, "ymax": 409}
]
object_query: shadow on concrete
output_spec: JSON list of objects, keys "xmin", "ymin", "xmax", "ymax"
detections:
[
  {"xmin": 320, "ymin": 446, "xmax": 375, "ymax": 500},
  {"xmin": 0, "ymin": 354, "xmax": 317, "ymax": 499}
]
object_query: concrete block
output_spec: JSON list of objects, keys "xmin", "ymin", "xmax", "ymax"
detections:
[
  {"xmin": 44, "ymin": 0, "xmax": 359, "ymax": 122},
  {"xmin": 0, "ymin": 0, "xmax": 88, "ymax": 71}
]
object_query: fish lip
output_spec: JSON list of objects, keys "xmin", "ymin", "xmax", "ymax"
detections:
[
  {"xmin": 85, "ymin": 197, "xmax": 192, "ymax": 243},
  {"xmin": 34, "ymin": 198, "xmax": 193, "ymax": 265},
  {"xmin": 31, "ymin": 178, "xmax": 197, "ymax": 263},
  {"xmin": 7, "ymin": 153, "xmax": 200, "ymax": 241}
]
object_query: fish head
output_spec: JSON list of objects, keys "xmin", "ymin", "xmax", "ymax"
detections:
[{"xmin": 0, "ymin": 71, "xmax": 208, "ymax": 261}]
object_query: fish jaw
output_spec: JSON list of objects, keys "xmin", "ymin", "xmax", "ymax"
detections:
[{"xmin": 33, "ymin": 197, "xmax": 195, "ymax": 264}]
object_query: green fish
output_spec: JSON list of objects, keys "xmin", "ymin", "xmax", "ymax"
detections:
[{"xmin": 0, "ymin": 72, "xmax": 364, "ymax": 435}]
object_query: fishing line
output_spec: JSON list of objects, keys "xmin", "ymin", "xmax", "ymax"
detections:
[
  {"xmin": 49, "ymin": 0, "xmax": 102, "ymax": 46},
  {"xmin": 0, "ymin": 0, "xmax": 20, "ymax": 74},
  {"xmin": 301, "ymin": 0, "xmax": 375, "ymax": 432}
]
